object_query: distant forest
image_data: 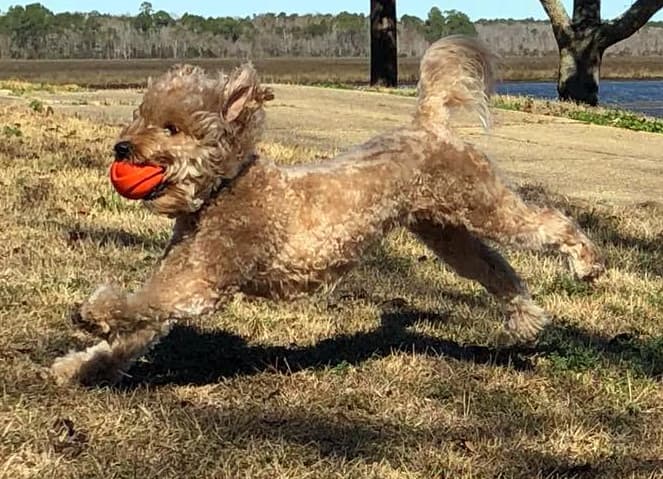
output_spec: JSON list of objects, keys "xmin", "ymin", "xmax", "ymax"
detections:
[{"xmin": 2, "ymin": 2, "xmax": 663, "ymax": 59}]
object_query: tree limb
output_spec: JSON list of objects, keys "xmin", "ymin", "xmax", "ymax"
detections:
[
  {"xmin": 539, "ymin": 0, "xmax": 573, "ymax": 44},
  {"xmin": 600, "ymin": 0, "xmax": 663, "ymax": 49}
]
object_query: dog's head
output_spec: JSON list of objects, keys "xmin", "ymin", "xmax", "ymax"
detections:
[{"xmin": 114, "ymin": 63, "xmax": 273, "ymax": 216}]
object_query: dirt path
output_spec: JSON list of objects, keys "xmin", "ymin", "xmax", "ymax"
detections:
[{"xmin": 3, "ymin": 84, "xmax": 661, "ymax": 204}]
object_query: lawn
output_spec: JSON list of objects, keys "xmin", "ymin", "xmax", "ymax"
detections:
[{"xmin": 1, "ymin": 85, "xmax": 662, "ymax": 478}]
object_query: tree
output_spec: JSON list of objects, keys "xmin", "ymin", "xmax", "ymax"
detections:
[
  {"xmin": 424, "ymin": 7, "xmax": 446, "ymax": 41},
  {"xmin": 401, "ymin": 14, "xmax": 424, "ymax": 31},
  {"xmin": 424, "ymin": 7, "xmax": 476, "ymax": 41},
  {"xmin": 370, "ymin": 0, "xmax": 397, "ymax": 87},
  {"xmin": 444, "ymin": 10, "xmax": 476, "ymax": 36},
  {"xmin": 153, "ymin": 10, "xmax": 174, "ymax": 28},
  {"xmin": 139, "ymin": 2, "xmax": 152, "ymax": 15},
  {"xmin": 134, "ymin": 1, "xmax": 153, "ymax": 32},
  {"xmin": 540, "ymin": 0, "xmax": 663, "ymax": 105},
  {"xmin": 2, "ymin": 3, "xmax": 54, "ymax": 57}
]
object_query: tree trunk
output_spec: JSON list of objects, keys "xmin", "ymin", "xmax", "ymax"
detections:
[
  {"xmin": 541, "ymin": 0, "xmax": 663, "ymax": 105},
  {"xmin": 370, "ymin": 0, "xmax": 397, "ymax": 87},
  {"xmin": 557, "ymin": 36, "xmax": 603, "ymax": 106}
]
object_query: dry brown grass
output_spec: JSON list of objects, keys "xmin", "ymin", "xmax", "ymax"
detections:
[
  {"xmin": 1, "ymin": 55, "xmax": 663, "ymax": 89},
  {"xmin": 500, "ymin": 54, "xmax": 663, "ymax": 81},
  {"xmin": 0, "ymin": 57, "xmax": 421, "ymax": 88},
  {"xmin": 1, "ymin": 86, "xmax": 663, "ymax": 478}
]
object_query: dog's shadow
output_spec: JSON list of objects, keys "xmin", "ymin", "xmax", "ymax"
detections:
[
  {"xmin": 121, "ymin": 308, "xmax": 535, "ymax": 388},
  {"xmin": 120, "ymin": 302, "xmax": 663, "ymax": 389}
]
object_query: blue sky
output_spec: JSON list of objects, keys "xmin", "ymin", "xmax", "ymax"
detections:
[{"xmin": 1, "ymin": 1, "xmax": 662, "ymax": 22}]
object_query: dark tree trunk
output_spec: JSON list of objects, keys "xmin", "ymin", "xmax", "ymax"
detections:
[
  {"xmin": 540, "ymin": 0, "xmax": 663, "ymax": 105},
  {"xmin": 370, "ymin": 0, "xmax": 397, "ymax": 87},
  {"xmin": 557, "ymin": 36, "xmax": 604, "ymax": 106}
]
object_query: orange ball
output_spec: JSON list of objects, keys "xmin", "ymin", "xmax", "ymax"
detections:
[{"xmin": 109, "ymin": 161, "xmax": 165, "ymax": 200}]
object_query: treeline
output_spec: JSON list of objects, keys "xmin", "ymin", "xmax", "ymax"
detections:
[
  {"xmin": 0, "ymin": 3, "xmax": 474, "ymax": 59},
  {"xmin": 1, "ymin": 2, "xmax": 663, "ymax": 60}
]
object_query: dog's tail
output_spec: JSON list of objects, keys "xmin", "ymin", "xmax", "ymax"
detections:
[{"xmin": 414, "ymin": 35, "xmax": 498, "ymax": 132}]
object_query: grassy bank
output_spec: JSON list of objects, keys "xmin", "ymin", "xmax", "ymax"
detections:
[
  {"xmin": 1, "ymin": 54, "xmax": 663, "ymax": 88},
  {"xmin": 493, "ymin": 95, "xmax": 663, "ymax": 134}
]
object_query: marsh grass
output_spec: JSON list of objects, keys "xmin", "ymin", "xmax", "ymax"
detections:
[
  {"xmin": 1, "ymin": 54, "xmax": 663, "ymax": 89},
  {"xmin": 1, "ymin": 90, "xmax": 662, "ymax": 478}
]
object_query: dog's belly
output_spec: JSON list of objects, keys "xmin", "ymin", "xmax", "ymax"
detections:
[
  {"xmin": 242, "ymin": 262, "xmax": 354, "ymax": 300},
  {"xmin": 242, "ymin": 230, "xmax": 385, "ymax": 300}
]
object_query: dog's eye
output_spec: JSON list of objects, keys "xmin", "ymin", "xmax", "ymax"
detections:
[{"xmin": 164, "ymin": 124, "xmax": 179, "ymax": 135}]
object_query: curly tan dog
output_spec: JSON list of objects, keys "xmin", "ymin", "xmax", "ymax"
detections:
[{"xmin": 52, "ymin": 36, "xmax": 605, "ymax": 385}]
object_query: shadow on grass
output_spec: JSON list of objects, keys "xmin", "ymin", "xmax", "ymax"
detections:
[
  {"xmin": 143, "ymin": 367, "xmax": 662, "ymax": 478},
  {"xmin": 537, "ymin": 322, "xmax": 663, "ymax": 378},
  {"xmin": 65, "ymin": 223, "xmax": 167, "ymax": 251},
  {"xmin": 118, "ymin": 308, "xmax": 663, "ymax": 389},
  {"xmin": 504, "ymin": 450, "xmax": 663, "ymax": 479},
  {"xmin": 122, "ymin": 308, "xmax": 535, "ymax": 388}
]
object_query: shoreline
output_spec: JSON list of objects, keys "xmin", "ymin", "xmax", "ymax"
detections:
[{"xmin": 2, "ymin": 76, "xmax": 663, "ymax": 92}]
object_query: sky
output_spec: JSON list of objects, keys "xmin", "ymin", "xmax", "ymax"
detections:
[{"xmin": 1, "ymin": 0, "xmax": 662, "ymax": 22}]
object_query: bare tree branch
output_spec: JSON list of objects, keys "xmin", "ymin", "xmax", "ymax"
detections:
[
  {"xmin": 539, "ymin": 0, "xmax": 573, "ymax": 43},
  {"xmin": 600, "ymin": 0, "xmax": 663, "ymax": 48}
]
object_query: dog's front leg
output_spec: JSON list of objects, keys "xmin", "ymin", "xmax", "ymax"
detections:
[
  {"xmin": 73, "ymin": 277, "xmax": 222, "ymax": 338},
  {"xmin": 51, "ymin": 274, "xmax": 228, "ymax": 386},
  {"xmin": 50, "ymin": 318, "xmax": 173, "ymax": 386}
]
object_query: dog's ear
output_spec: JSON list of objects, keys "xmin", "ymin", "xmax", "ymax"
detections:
[{"xmin": 221, "ymin": 63, "xmax": 273, "ymax": 123}]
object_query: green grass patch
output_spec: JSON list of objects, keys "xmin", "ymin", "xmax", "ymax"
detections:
[
  {"xmin": 566, "ymin": 109, "xmax": 663, "ymax": 133},
  {"xmin": 492, "ymin": 95, "xmax": 663, "ymax": 134}
]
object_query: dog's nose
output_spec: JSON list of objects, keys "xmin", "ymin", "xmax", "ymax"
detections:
[{"xmin": 114, "ymin": 141, "xmax": 133, "ymax": 159}]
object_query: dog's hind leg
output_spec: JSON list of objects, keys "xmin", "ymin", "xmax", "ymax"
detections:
[
  {"xmin": 461, "ymin": 191, "xmax": 605, "ymax": 282},
  {"xmin": 409, "ymin": 220, "xmax": 549, "ymax": 342}
]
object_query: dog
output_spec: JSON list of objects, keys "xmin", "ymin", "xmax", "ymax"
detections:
[{"xmin": 51, "ymin": 36, "xmax": 605, "ymax": 385}]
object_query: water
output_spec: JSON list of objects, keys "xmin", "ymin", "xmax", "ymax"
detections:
[{"xmin": 496, "ymin": 79, "xmax": 663, "ymax": 117}]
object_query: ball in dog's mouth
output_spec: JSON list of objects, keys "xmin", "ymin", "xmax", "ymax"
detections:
[{"xmin": 109, "ymin": 161, "xmax": 166, "ymax": 200}]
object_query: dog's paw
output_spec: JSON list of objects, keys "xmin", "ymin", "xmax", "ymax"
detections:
[
  {"xmin": 74, "ymin": 284, "xmax": 126, "ymax": 337},
  {"xmin": 85, "ymin": 283, "xmax": 124, "ymax": 310},
  {"xmin": 51, "ymin": 341, "xmax": 124, "ymax": 386},
  {"xmin": 576, "ymin": 260, "xmax": 606, "ymax": 284},
  {"xmin": 569, "ymin": 244, "xmax": 606, "ymax": 284},
  {"xmin": 503, "ymin": 297, "xmax": 550, "ymax": 344}
]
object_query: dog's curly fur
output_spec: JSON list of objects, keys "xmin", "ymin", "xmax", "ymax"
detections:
[{"xmin": 52, "ymin": 36, "xmax": 605, "ymax": 386}]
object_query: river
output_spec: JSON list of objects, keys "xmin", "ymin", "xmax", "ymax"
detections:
[{"xmin": 496, "ymin": 80, "xmax": 663, "ymax": 117}]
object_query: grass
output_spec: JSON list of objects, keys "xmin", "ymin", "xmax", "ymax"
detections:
[
  {"xmin": 351, "ymin": 85, "xmax": 663, "ymax": 135},
  {"xmin": 0, "ymin": 57, "xmax": 419, "ymax": 89},
  {"xmin": 4, "ymin": 55, "xmax": 663, "ymax": 135},
  {"xmin": 0, "ymin": 79, "xmax": 84, "ymax": 95},
  {"xmin": 501, "ymin": 54, "xmax": 663, "ymax": 82},
  {"xmin": 1, "ymin": 54, "xmax": 663, "ymax": 88},
  {"xmin": 492, "ymin": 95, "xmax": 663, "ymax": 134},
  {"xmin": 1, "ymin": 88, "xmax": 663, "ymax": 478}
]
